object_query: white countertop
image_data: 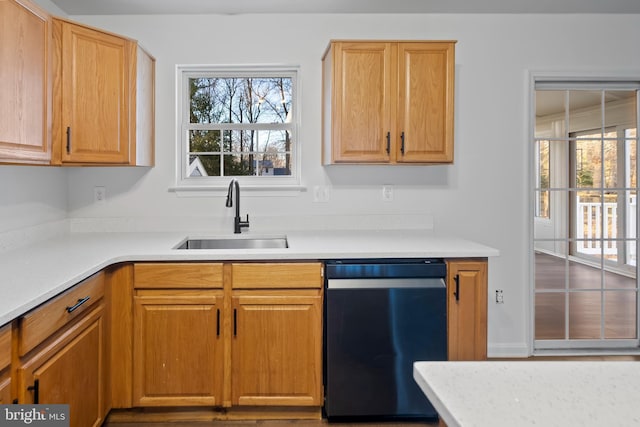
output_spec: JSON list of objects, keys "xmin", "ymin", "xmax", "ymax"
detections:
[
  {"xmin": 0, "ymin": 229, "xmax": 498, "ymax": 326},
  {"xmin": 414, "ymin": 361, "xmax": 640, "ymax": 427}
]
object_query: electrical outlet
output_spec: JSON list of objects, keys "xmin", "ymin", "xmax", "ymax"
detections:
[
  {"xmin": 94, "ymin": 186, "xmax": 106, "ymax": 205},
  {"xmin": 382, "ymin": 185, "xmax": 394, "ymax": 202},
  {"xmin": 313, "ymin": 186, "xmax": 330, "ymax": 203},
  {"xmin": 495, "ymin": 289, "xmax": 504, "ymax": 304}
]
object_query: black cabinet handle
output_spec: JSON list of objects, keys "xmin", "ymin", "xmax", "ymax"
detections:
[
  {"xmin": 66, "ymin": 296, "xmax": 90, "ymax": 313},
  {"xmin": 453, "ymin": 274, "xmax": 460, "ymax": 301},
  {"xmin": 66, "ymin": 126, "xmax": 71, "ymax": 154},
  {"xmin": 386, "ymin": 132, "xmax": 390, "ymax": 154},
  {"xmin": 27, "ymin": 379, "xmax": 39, "ymax": 404},
  {"xmin": 216, "ymin": 309, "xmax": 220, "ymax": 337},
  {"xmin": 233, "ymin": 309, "xmax": 237, "ymax": 336},
  {"xmin": 400, "ymin": 131, "xmax": 405, "ymax": 155}
]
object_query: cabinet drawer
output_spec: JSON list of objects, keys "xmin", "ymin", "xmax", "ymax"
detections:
[
  {"xmin": 18, "ymin": 271, "xmax": 104, "ymax": 356},
  {"xmin": 0, "ymin": 323, "xmax": 10, "ymax": 372},
  {"xmin": 134, "ymin": 263, "xmax": 223, "ymax": 289},
  {"xmin": 232, "ymin": 263, "xmax": 322, "ymax": 289}
]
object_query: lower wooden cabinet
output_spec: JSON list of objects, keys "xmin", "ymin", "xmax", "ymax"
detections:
[
  {"xmin": 131, "ymin": 263, "xmax": 224, "ymax": 407},
  {"xmin": 0, "ymin": 323, "xmax": 12, "ymax": 404},
  {"xmin": 130, "ymin": 262, "xmax": 323, "ymax": 410},
  {"xmin": 231, "ymin": 292, "xmax": 322, "ymax": 406},
  {"xmin": 446, "ymin": 259, "xmax": 488, "ymax": 360},
  {"xmin": 0, "ymin": 376, "xmax": 10, "ymax": 405},
  {"xmin": 132, "ymin": 291, "xmax": 224, "ymax": 406},
  {"xmin": 18, "ymin": 306, "xmax": 105, "ymax": 427}
]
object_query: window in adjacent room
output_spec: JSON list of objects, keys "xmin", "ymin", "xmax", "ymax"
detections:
[
  {"xmin": 536, "ymin": 139, "xmax": 551, "ymax": 219},
  {"xmin": 176, "ymin": 66, "xmax": 300, "ymax": 190}
]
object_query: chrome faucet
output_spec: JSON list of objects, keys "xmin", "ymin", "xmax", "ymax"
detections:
[{"xmin": 225, "ymin": 179, "xmax": 249, "ymax": 234}]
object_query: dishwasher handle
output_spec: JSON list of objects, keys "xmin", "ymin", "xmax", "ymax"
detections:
[{"xmin": 327, "ymin": 278, "xmax": 445, "ymax": 290}]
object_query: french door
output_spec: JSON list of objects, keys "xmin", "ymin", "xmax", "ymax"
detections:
[{"xmin": 533, "ymin": 82, "xmax": 639, "ymax": 350}]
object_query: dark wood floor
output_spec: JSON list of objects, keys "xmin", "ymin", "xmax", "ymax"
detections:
[{"xmin": 535, "ymin": 252, "xmax": 637, "ymax": 340}]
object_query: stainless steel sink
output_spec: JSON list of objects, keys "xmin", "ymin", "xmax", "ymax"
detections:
[{"xmin": 175, "ymin": 236, "xmax": 288, "ymax": 250}]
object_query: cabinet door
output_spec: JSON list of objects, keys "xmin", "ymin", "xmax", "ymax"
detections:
[
  {"xmin": 0, "ymin": 0, "xmax": 51, "ymax": 164},
  {"xmin": 0, "ymin": 376, "xmax": 10, "ymax": 404},
  {"xmin": 19, "ymin": 307, "xmax": 104, "ymax": 427},
  {"xmin": 133, "ymin": 293, "xmax": 223, "ymax": 406},
  {"xmin": 232, "ymin": 293, "xmax": 322, "ymax": 406},
  {"xmin": 330, "ymin": 42, "xmax": 394, "ymax": 163},
  {"xmin": 57, "ymin": 20, "xmax": 130, "ymax": 164},
  {"xmin": 397, "ymin": 42, "xmax": 455, "ymax": 163},
  {"xmin": 0, "ymin": 323, "xmax": 12, "ymax": 404},
  {"xmin": 447, "ymin": 260, "xmax": 488, "ymax": 360}
]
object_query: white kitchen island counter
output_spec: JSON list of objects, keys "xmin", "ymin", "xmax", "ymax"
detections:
[
  {"xmin": 414, "ymin": 361, "xmax": 640, "ymax": 427},
  {"xmin": 0, "ymin": 229, "xmax": 498, "ymax": 326}
]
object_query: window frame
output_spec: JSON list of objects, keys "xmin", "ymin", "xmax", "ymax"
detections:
[{"xmin": 174, "ymin": 64, "xmax": 302, "ymax": 192}]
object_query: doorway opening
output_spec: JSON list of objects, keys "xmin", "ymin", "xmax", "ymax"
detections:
[{"xmin": 533, "ymin": 80, "xmax": 639, "ymax": 351}]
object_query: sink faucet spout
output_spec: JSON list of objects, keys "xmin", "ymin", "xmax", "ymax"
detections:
[{"xmin": 226, "ymin": 179, "xmax": 250, "ymax": 234}]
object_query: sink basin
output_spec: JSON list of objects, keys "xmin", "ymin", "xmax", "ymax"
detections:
[{"xmin": 175, "ymin": 236, "xmax": 288, "ymax": 250}]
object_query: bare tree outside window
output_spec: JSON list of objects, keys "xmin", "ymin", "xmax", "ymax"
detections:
[{"xmin": 186, "ymin": 75, "xmax": 294, "ymax": 179}]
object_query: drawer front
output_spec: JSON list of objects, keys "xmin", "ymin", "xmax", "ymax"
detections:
[
  {"xmin": 232, "ymin": 263, "xmax": 323, "ymax": 289},
  {"xmin": 19, "ymin": 271, "xmax": 104, "ymax": 356},
  {"xmin": 0, "ymin": 323, "xmax": 10, "ymax": 372},
  {"xmin": 134, "ymin": 263, "xmax": 223, "ymax": 289}
]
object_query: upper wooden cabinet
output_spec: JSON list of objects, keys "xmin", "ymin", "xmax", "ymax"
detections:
[
  {"xmin": 322, "ymin": 40, "xmax": 455, "ymax": 165},
  {"xmin": 0, "ymin": 0, "xmax": 52, "ymax": 164},
  {"xmin": 52, "ymin": 18, "xmax": 155, "ymax": 166},
  {"xmin": 446, "ymin": 259, "xmax": 488, "ymax": 361}
]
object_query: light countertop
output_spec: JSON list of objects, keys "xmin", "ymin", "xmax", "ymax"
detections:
[
  {"xmin": 414, "ymin": 361, "xmax": 640, "ymax": 427},
  {"xmin": 0, "ymin": 229, "xmax": 498, "ymax": 327}
]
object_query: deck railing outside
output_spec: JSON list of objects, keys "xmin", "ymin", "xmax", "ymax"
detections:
[{"xmin": 576, "ymin": 195, "xmax": 636, "ymax": 266}]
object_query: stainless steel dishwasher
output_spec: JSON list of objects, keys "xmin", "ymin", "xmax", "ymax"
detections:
[{"xmin": 324, "ymin": 258, "xmax": 447, "ymax": 421}]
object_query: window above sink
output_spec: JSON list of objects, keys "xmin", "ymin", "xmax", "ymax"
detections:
[{"xmin": 174, "ymin": 65, "xmax": 302, "ymax": 193}]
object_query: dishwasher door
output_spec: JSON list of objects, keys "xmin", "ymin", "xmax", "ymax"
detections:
[{"xmin": 324, "ymin": 261, "xmax": 446, "ymax": 420}]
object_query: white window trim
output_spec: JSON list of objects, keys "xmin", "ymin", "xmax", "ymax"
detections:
[{"xmin": 171, "ymin": 64, "xmax": 304, "ymax": 195}]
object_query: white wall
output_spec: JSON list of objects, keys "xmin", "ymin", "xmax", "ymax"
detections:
[
  {"xmin": 4, "ymin": 9, "xmax": 640, "ymax": 355},
  {"xmin": 0, "ymin": 166, "xmax": 67, "ymax": 233}
]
